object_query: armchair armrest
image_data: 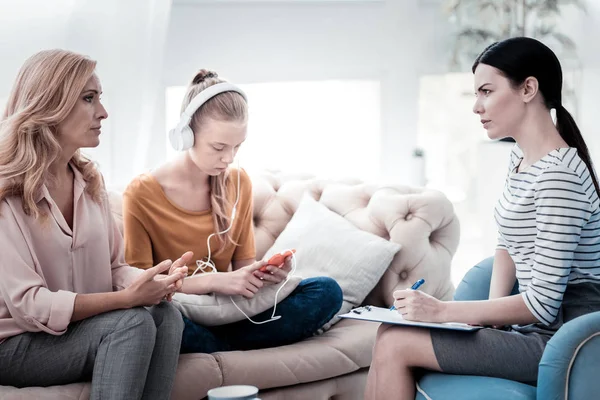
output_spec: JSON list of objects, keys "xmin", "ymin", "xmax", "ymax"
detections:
[
  {"xmin": 453, "ymin": 257, "xmax": 520, "ymax": 301},
  {"xmin": 453, "ymin": 257, "xmax": 494, "ymax": 301},
  {"xmin": 537, "ymin": 311, "xmax": 600, "ymax": 400}
]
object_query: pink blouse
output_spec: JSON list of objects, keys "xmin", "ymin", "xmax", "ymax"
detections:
[{"xmin": 0, "ymin": 166, "xmax": 143, "ymax": 343}]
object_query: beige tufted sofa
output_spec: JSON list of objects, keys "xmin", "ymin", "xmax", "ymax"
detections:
[{"xmin": 0, "ymin": 171, "xmax": 459, "ymax": 400}]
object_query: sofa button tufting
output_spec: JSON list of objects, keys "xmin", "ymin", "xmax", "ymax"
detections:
[
  {"xmin": 400, "ymin": 271, "xmax": 408, "ymax": 280},
  {"xmin": 405, "ymin": 213, "xmax": 412, "ymax": 221}
]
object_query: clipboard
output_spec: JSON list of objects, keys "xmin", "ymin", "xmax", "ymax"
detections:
[{"xmin": 338, "ymin": 306, "xmax": 482, "ymax": 332}]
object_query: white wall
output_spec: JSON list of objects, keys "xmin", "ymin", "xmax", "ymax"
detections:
[
  {"xmin": 2, "ymin": 0, "xmax": 597, "ymax": 188},
  {"xmin": 163, "ymin": 0, "xmax": 446, "ymax": 184},
  {"xmin": 536, "ymin": 1, "xmax": 600, "ymax": 169},
  {"xmin": 0, "ymin": 0, "xmax": 72, "ymax": 96},
  {"xmin": 0, "ymin": 0, "xmax": 172, "ymax": 186},
  {"xmin": 567, "ymin": 2, "xmax": 600, "ymax": 169}
]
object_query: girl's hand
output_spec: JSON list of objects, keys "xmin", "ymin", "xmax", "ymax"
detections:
[
  {"xmin": 252, "ymin": 254, "xmax": 292, "ymax": 284},
  {"xmin": 392, "ymin": 289, "xmax": 446, "ymax": 322},
  {"xmin": 211, "ymin": 260, "xmax": 267, "ymax": 298}
]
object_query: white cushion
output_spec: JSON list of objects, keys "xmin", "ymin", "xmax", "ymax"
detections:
[
  {"xmin": 264, "ymin": 194, "xmax": 401, "ymax": 330},
  {"xmin": 172, "ymin": 276, "xmax": 302, "ymax": 326}
]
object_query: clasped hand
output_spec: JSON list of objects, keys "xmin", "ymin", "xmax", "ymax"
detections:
[{"xmin": 126, "ymin": 251, "xmax": 193, "ymax": 307}]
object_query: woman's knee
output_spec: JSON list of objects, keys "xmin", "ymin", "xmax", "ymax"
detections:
[
  {"xmin": 87, "ymin": 308, "xmax": 158, "ymax": 353},
  {"xmin": 373, "ymin": 326, "xmax": 425, "ymax": 364},
  {"xmin": 147, "ymin": 301, "xmax": 184, "ymax": 334},
  {"xmin": 116, "ymin": 307, "xmax": 157, "ymax": 337},
  {"xmin": 374, "ymin": 324, "xmax": 399, "ymax": 352}
]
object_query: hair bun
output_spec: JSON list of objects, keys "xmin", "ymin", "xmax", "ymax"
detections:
[{"xmin": 192, "ymin": 69, "xmax": 218, "ymax": 85}]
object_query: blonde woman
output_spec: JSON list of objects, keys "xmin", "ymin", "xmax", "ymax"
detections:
[
  {"xmin": 123, "ymin": 70, "xmax": 343, "ymax": 353},
  {"xmin": 0, "ymin": 49, "xmax": 191, "ymax": 400}
]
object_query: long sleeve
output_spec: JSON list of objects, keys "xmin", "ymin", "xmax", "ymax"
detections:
[
  {"xmin": 0, "ymin": 201, "xmax": 76, "ymax": 335},
  {"xmin": 524, "ymin": 165, "xmax": 593, "ymax": 326},
  {"xmin": 496, "ymin": 231, "xmax": 508, "ymax": 251},
  {"xmin": 105, "ymin": 196, "xmax": 144, "ymax": 290}
]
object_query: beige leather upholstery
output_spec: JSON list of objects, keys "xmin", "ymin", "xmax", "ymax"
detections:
[
  {"xmin": 249, "ymin": 172, "xmax": 459, "ymax": 306},
  {"xmin": 0, "ymin": 171, "xmax": 459, "ymax": 400}
]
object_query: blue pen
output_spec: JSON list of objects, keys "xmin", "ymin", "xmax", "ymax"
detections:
[{"xmin": 390, "ymin": 279, "xmax": 425, "ymax": 310}]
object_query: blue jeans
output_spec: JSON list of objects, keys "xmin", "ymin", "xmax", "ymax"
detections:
[{"xmin": 180, "ymin": 276, "xmax": 343, "ymax": 353}]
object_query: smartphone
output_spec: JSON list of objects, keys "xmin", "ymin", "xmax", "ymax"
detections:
[{"xmin": 259, "ymin": 249, "xmax": 296, "ymax": 272}]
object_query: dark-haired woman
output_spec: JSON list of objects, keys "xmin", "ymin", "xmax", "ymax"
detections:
[{"xmin": 365, "ymin": 37, "xmax": 600, "ymax": 400}]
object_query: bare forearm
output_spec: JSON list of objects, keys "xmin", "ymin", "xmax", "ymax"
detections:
[
  {"xmin": 180, "ymin": 274, "xmax": 217, "ymax": 295},
  {"xmin": 489, "ymin": 249, "xmax": 517, "ymax": 299},
  {"xmin": 72, "ymin": 291, "xmax": 130, "ymax": 322},
  {"xmin": 442, "ymin": 294, "xmax": 539, "ymax": 326}
]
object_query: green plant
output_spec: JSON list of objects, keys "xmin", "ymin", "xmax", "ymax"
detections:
[{"xmin": 444, "ymin": 0, "xmax": 587, "ymax": 71}]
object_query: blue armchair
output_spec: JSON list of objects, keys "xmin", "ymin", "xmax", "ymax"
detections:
[{"xmin": 416, "ymin": 257, "xmax": 600, "ymax": 400}]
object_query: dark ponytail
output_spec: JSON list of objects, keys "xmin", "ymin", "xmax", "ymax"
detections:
[
  {"xmin": 555, "ymin": 105, "xmax": 600, "ymax": 195},
  {"xmin": 473, "ymin": 37, "xmax": 599, "ymax": 196}
]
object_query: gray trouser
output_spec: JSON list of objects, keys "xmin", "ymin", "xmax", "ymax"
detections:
[{"xmin": 0, "ymin": 301, "xmax": 184, "ymax": 400}]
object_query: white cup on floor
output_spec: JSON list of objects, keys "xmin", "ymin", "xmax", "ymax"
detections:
[{"xmin": 207, "ymin": 385, "xmax": 260, "ymax": 400}]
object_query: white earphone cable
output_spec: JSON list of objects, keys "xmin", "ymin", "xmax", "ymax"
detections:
[
  {"xmin": 187, "ymin": 154, "xmax": 294, "ymax": 324},
  {"xmin": 228, "ymin": 250, "xmax": 297, "ymax": 324}
]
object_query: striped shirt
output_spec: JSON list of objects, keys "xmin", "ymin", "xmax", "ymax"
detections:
[{"xmin": 495, "ymin": 145, "xmax": 600, "ymax": 327}]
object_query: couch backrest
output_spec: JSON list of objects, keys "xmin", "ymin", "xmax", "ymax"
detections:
[{"xmin": 108, "ymin": 171, "xmax": 459, "ymax": 306}]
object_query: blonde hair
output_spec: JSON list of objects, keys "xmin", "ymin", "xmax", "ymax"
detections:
[
  {"xmin": 0, "ymin": 49, "xmax": 104, "ymax": 219},
  {"xmin": 182, "ymin": 69, "xmax": 248, "ymax": 251}
]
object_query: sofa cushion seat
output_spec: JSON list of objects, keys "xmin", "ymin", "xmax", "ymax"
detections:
[
  {"xmin": 214, "ymin": 318, "xmax": 378, "ymax": 389},
  {"xmin": 170, "ymin": 353, "xmax": 224, "ymax": 400},
  {"xmin": 0, "ymin": 353, "xmax": 223, "ymax": 400},
  {"xmin": 0, "ymin": 319, "xmax": 376, "ymax": 400},
  {"xmin": 0, "ymin": 383, "xmax": 90, "ymax": 400}
]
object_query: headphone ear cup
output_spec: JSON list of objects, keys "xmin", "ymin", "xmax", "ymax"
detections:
[
  {"xmin": 168, "ymin": 128, "xmax": 183, "ymax": 151},
  {"xmin": 179, "ymin": 126, "xmax": 194, "ymax": 151},
  {"xmin": 168, "ymin": 126, "xmax": 194, "ymax": 151}
]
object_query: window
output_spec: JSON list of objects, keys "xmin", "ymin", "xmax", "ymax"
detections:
[
  {"xmin": 418, "ymin": 73, "xmax": 511, "ymax": 285},
  {"xmin": 166, "ymin": 79, "xmax": 381, "ymax": 180}
]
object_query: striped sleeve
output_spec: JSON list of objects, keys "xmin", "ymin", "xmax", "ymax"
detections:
[
  {"xmin": 524, "ymin": 165, "xmax": 593, "ymax": 325},
  {"xmin": 497, "ymin": 232, "xmax": 508, "ymax": 251}
]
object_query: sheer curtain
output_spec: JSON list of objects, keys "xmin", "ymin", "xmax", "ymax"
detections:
[
  {"xmin": 0, "ymin": 0, "xmax": 75, "ymax": 102},
  {"xmin": 0, "ymin": 0, "xmax": 172, "ymax": 187},
  {"xmin": 65, "ymin": 0, "xmax": 172, "ymax": 187}
]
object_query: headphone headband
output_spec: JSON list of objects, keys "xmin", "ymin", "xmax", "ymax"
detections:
[
  {"xmin": 180, "ymin": 82, "xmax": 247, "ymax": 124},
  {"xmin": 169, "ymin": 82, "xmax": 247, "ymax": 151}
]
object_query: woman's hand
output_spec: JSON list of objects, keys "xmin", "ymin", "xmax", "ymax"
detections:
[
  {"xmin": 162, "ymin": 251, "xmax": 194, "ymax": 301},
  {"xmin": 211, "ymin": 260, "xmax": 267, "ymax": 298},
  {"xmin": 124, "ymin": 260, "xmax": 186, "ymax": 307},
  {"xmin": 392, "ymin": 289, "xmax": 446, "ymax": 322},
  {"xmin": 253, "ymin": 254, "xmax": 292, "ymax": 284}
]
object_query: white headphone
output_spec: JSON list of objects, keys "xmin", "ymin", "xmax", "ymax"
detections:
[{"xmin": 168, "ymin": 82, "xmax": 248, "ymax": 151}]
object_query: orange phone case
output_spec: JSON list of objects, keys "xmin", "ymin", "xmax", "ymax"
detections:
[{"xmin": 259, "ymin": 249, "xmax": 296, "ymax": 272}]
